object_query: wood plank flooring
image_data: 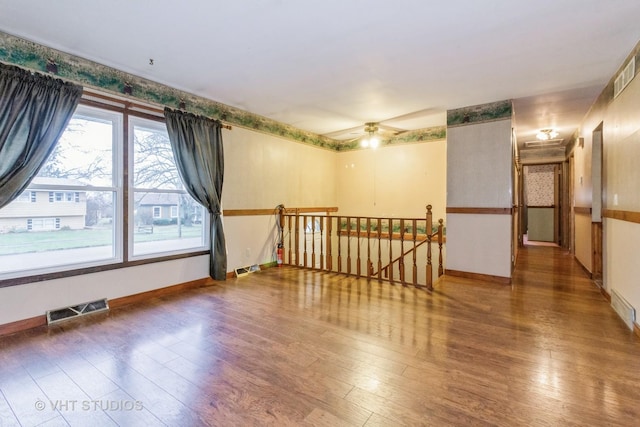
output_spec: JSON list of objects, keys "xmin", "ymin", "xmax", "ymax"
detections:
[{"xmin": 1, "ymin": 245, "xmax": 639, "ymax": 426}]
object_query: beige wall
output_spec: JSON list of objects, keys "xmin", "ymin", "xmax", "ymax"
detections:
[
  {"xmin": 223, "ymin": 127, "xmax": 336, "ymax": 209},
  {"xmin": 0, "ymin": 255, "xmax": 209, "ymax": 326},
  {"xmin": 447, "ymin": 119, "xmax": 513, "ymax": 208},
  {"xmin": 335, "ymin": 140, "xmax": 447, "ymax": 220},
  {"xmin": 446, "ymin": 117, "xmax": 513, "ymax": 279},
  {"xmin": 222, "ymin": 127, "xmax": 337, "ymax": 270},
  {"xmin": 446, "ymin": 213, "xmax": 512, "ymax": 278},
  {"xmin": 574, "ymin": 213, "xmax": 592, "ymax": 271},
  {"xmin": 575, "ymin": 43, "xmax": 640, "ymax": 318}
]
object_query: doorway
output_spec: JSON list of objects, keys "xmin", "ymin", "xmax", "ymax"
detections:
[
  {"xmin": 522, "ymin": 164, "xmax": 561, "ymax": 245},
  {"xmin": 592, "ymin": 123, "xmax": 603, "ymax": 284}
]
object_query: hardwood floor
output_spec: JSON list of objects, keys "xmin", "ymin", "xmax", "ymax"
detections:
[{"xmin": 1, "ymin": 245, "xmax": 639, "ymax": 426}]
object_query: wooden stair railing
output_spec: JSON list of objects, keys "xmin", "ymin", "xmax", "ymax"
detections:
[
  {"xmin": 372, "ymin": 206, "xmax": 445, "ymax": 289},
  {"xmin": 278, "ymin": 205, "xmax": 445, "ymax": 291}
]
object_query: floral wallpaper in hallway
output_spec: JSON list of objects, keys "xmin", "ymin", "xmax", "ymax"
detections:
[{"xmin": 525, "ymin": 164, "xmax": 555, "ymax": 206}]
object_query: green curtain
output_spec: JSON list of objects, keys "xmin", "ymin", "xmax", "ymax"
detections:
[
  {"xmin": 0, "ymin": 63, "xmax": 83, "ymax": 209},
  {"xmin": 164, "ymin": 107, "xmax": 227, "ymax": 280}
]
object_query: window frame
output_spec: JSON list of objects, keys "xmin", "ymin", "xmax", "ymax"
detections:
[
  {"xmin": 0, "ymin": 95, "xmax": 210, "ymax": 288},
  {"xmin": 128, "ymin": 115, "xmax": 209, "ymax": 261}
]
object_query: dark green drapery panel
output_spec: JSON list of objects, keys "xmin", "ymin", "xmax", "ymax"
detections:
[
  {"xmin": 164, "ymin": 107, "xmax": 227, "ymax": 280},
  {"xmin": 0, "ymin": 63, "xmax": 82, "ymax": 209}
]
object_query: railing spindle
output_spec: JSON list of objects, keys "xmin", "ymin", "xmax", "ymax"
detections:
[
  {"xmin": 377, "ymin": 218, "xmax": 382, "ymax": 281},
  {"xmin": 388, "ymin": 218, "xmax": 393, "ymax": 283},
  {"xmin": 337, "ymin": 216, "xmax": 342, "ymax": 274},
  {"xmin": 303, "ymin": 214, "xmax": 308, "ymax": 268},
  {"xmin": 426, "ymin": 205, "xmax": 433, "ymax": 291},
  {"xmin": 311, "ymin": 215, "xmax": 316, "ymax": 269},
  {"xmin": 356, "ymin": 217, "xmax": 361, "ymax": 277},
  {"xmin": 326, "ymin": 216, "xmax": 333, "ymax": 271},
  {"xmin": 366, "ymin": 218, "xmax": 372, "ymax": 280},
  {"xmin": 399, "ymin": 219, "xmax": 405, "ymax": 284},
  {"xmin": 346, "ymin": 217, "xmax": 352, "ymax": 275},
  {"xmin": 287, "ymin": 214, "xmax": 292, "ymax": 265},
  {"xmin": 295, "ymin": 212, "xmax": 300, "ymax": 266},
  {"xmin": 412, "ymin": 219, "xmax": 417, "ymax": 286},
  {"xmin": 319, "ymin": 215, "xmax": 324, "ymax": 270}
]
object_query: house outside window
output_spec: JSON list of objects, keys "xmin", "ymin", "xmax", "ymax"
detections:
[
  {"xmin": 0, "ymin": 104, "xmax": 119, "ymax": 279},
  {"xmin": 130, "ymin": 116, "xmax": 207, "ymax": 258},
  {"xmin": 16, "ymin": 191, "xmax": 36, "ymax": 203}
]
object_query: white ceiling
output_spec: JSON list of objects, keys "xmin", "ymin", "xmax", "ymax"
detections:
[{"xmin": 1, "ymin": 1, "xmax": 640, "ymax": 151}]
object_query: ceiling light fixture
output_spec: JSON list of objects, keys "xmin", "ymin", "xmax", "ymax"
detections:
[
  {"xmin": 536, "ymin": 128, "xmax": 559, "ymax": 140},
  {"xmin": 361, "ymin": 122, "xmax": 380, "ymax": 149}
]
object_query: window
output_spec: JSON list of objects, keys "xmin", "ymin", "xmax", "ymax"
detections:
[
  {"xmin": 16, "ymin": 191, "xmax": 35, "ymax": 202},
  {"xmin": 130, "ymin": 116, "xmax": 207, "ymax": 258},
  {"xmin": 26, "ymin": 218, "xmax": 58, "ymax": 231},
  {"xmin": 0, "ymin": 99, "xmax": 208, "ymax": 282},
  {"xmin": 0, "ymin": 104, "xmax": 120, "ymax": 279}
]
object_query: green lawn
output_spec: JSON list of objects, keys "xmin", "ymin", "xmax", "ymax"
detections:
[{"xmin": 0, "ymin": 224, "xmax": 203, "ymax": 255}]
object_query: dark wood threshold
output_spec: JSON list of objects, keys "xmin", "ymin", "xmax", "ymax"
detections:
[
  {"xmin": 446, "ymin": 207, "xmax": 512, "ymax": 215},
  {"xmin": 0, "ymin": 276, "xmax": 216, "ymax": 337},
  {"xmin": 445, "ymin": 269, "xmax": 511, "ymax": 285}
]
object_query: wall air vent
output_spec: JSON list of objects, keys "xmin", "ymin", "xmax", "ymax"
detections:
[
  {"xmin": 523, "ymin": 139, "xmax": 564, "ymax": 149},
  {"xmin": 614, "ymin": 56, "xmax": 635, "ymax": 98},
  {"xmin": 611, "ymin": 290, "xmax": 636, "ymax": 330},
  {"xmin": 235, "ymin": 264, "xmax": 261, "ymax": 277},
  {"xmin": 46, "ymin": 298, "xmax": 109, "ymax": 324}
]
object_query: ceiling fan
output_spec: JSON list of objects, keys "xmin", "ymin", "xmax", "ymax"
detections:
[{"xmin": 322, "ymin": 107, "xmax": 444, "ymax": 142}]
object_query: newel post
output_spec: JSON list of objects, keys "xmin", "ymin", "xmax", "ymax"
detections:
[{"xmin": 426, "ymin": 205, "xmax": 433, "ymax": 291}]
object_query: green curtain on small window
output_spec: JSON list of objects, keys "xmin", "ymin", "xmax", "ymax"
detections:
[
  {"xmin": 0, "ymin": 63, "xmax": 82, "ymax": 209},
  {"xmin": 164, "ymin": 107, "xmax": 227, "ymax": 280}
]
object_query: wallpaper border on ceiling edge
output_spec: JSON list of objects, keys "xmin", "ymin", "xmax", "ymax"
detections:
[
  {"xmin": 335, "ymin": 126, "xmax": 447, "ymax": 152},
  {"xmin": 447, "ymin": 99, "xmax": 513, "ymax": 127},
  {"xmin": 0, "ymin": 31, "xmax": 448, "ymax": 151}
]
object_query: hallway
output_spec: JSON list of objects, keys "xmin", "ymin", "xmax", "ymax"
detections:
[{"xmin": 0, "ymin": 245, "xmax": 639, "ymax": 425}]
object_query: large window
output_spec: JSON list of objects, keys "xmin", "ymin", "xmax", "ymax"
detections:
[
  {"xmin": 0, "ymin": 101, "xmax": 208, "ymax": 282},
  {"xmin": 130, "ymin": 116, "xmax": 206, "ymax": 258}
]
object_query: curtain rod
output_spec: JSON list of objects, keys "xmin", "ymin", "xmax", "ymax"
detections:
[{"xmin": 82, "ymin": 89, "xmax": 233, "ymax": 130}]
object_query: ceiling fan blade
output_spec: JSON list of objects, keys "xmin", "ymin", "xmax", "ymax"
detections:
[
  {"xmin": 382, "ymin": 107, "xmax": 443, "ymax": 124},
  {"xmin": 322, "ymin": 125, "xmax": 364, "ymax": 138},
  {"xmin": 377, "ymin": 123, "xmax": 407, "ymax": 133}
]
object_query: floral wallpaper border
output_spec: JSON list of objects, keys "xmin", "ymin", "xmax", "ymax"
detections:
[
  {"xmin": 447, "ymin": 99, "xmax": 512, "ymax": 127},
  {"xmin": 0, "ymin": 31, "xmax": 446, "ymax": 151}
]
